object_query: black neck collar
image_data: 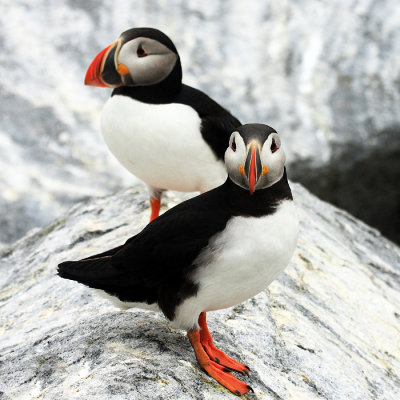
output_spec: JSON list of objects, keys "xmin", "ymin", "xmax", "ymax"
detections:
[{"xmin": 223, "ymin": 169, "xmax": 292, "ymax": 217}]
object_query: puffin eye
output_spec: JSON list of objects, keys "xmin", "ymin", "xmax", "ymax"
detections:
[
  {"xmin": 137, "ymin": 45, "xmax": 147, "ymax": 57},
  {"xmin": 270, "ymin": 138, "xmax": 278, "ymax": 153},
  {"xmin": 231, "ymin": 138, "xmax": 236, "ymax": 152}
]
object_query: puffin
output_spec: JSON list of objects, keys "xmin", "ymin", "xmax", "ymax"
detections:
[
  {"xmin": 58, "ymin": 124, "xmax": 299, "ymax": 396},
  {"xmin": 85, "ymin": 27, "xmax": 241, "ymax": 221}
]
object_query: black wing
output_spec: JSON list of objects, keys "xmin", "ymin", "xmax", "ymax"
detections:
[
  {"xmin": 176, "ymin": 85, "xmax": 241, "ymax": 160},
  {"xmin": 58, "ymin": 184, "xmax": 231, "ymax": 319}
]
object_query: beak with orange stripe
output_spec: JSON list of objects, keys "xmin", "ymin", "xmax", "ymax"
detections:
[
  {"xmin": 244, "ymin": 141, "xmax": 263, "ymax": 195},
  {"xmin": 225, "ymin": 124, "xmax": 286, "ymax": 194},
  {"xmin": 85, "ymin": 40, "xmax": 123, "ymax": 88}
]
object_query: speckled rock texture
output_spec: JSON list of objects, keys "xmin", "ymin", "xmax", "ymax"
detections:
[
  {"xmin": 0, "ymin": 184, "xmax": 399, "ymax": 399},
  {"xmin": 1, "ymin": 0, "xmax": 400, "ymax": 246}
]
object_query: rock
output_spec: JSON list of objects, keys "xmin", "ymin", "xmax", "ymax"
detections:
[
  {"xmin": 1, "ymin": 0, "xmax": 400, "ymax": 245},
  {"xmin": 0, "ymin": 183, "xmax": 399, "ymax": 399},
  {"xmin": 290, "ymin": 132, "xmax": 400, "ymax": 244}
]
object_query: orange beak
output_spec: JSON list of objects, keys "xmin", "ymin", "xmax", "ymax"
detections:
[
  {"xmin": 84, "ymin": 41, "xmax": 122, "ymax": 88},
  {"xmin": 248, "ymin": 147, "xmax": 257, "ymax": 194},
  {"xmin": 244, "ymin": 143, "xmax": 262, "ymax": 194}
]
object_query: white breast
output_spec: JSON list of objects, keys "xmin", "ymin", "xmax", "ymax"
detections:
[
  {"xmin": 101, "ymin": 95, "xmax": 227, "ymax": 193},
  {"xmin": 173, "ymin": 200, "xmax": 299, "ymax": 330}
]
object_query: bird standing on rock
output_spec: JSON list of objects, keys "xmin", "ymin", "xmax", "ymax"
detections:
[
  {"xmin": 85, "ymin": 27, "xmax": 241, "ymax": 221},
  {"xmin": 58, "ymin": 124, "xmax": 299, "ymax": 396}
]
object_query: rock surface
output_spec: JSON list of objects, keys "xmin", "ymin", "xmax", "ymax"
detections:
[
  {"xmin": 1, "ymin": 0, "xmax": 400, "ymax": 245},
  {"xmin": 0, "ymin": 184, "xmax": 399, "ymax": 400}
]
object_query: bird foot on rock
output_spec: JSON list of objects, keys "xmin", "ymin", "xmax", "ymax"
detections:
[
  {"xmin": 201, "ymin": 339, "xmax": 250, "ymax": 376},
  {"xmin": 188, "ymin": 312, "xmax": 252, "ymax": 396},
  {"xmin": 198, "ymin": 311, "xmax": 250, "ymax": 375},
  {"xmin": 188, "ymin": 330, "xmax": 253, "ymax": 396}
]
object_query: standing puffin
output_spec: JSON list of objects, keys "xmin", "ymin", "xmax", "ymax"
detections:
[
  {"xmin": 58, "ymin": 124, "xmax": 299, "ymax": 396},
  {"xmin": 85, "ymin": 27, "xmax": 241, "ymax": 221}
]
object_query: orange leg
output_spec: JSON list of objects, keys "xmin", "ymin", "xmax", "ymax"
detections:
[
  {"xmin": 198, "ymin": 312, "xmax": 250, "ymax": 375},
  {"xmin": 149, "ymin": 197, "xmax": 161, "ymax": 222},
  {"xmin": 187, "ymin": 313, "xmax": 252, "ymax": 396}
]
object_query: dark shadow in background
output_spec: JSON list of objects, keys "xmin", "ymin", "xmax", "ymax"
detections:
[{"xmin": 291, "ymin": 126, "xmax": 400, "ymax": 245}]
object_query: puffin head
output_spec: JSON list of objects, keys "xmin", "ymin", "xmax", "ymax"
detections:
[
  {"xmin": 225, "ymin": 124, "xmax": 286, "ymax": 194},
  {"xmin": 85, "ymin": 27, "xmax": 182, "ymax": 89}
]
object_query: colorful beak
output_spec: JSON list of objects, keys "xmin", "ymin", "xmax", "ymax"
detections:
[
  {"xmin": 244, "ymin": 143, "xmax": 262, "ymax": 194},
  {"xmin": 84, "ymin": 40, "xmax": 123, "ymax": 88}
]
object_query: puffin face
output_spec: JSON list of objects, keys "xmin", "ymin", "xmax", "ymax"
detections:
[
  {"xmin": 85, "ymin": 28, "xmax": 180, "ymax": 88},
  {"xmin": 224, "ymin": 124, "xmax": 286, "ymax": 194}
]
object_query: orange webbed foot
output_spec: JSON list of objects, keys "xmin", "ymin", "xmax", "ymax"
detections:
[
  {"xmin": 198, "ymin": 312, "xmax": 250, "ymax": 375},
  {"xmin": 188, "ymin": 312, "xmax": 252, "ymax": 396}
]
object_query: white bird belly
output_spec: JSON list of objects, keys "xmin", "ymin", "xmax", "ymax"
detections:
[
  {"xmin": 93, "ymin": 289, "xmax": 161, "ymax": 312},
  {"xmin": 173, "ymin": 200, "xmax": 299, "ymax": 330},
  {"xmin": 101, "ymin": 95, "xmax": 227, "ymax": 192}
]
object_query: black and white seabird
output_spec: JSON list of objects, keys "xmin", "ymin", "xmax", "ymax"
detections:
[
  {"xmin": 85, "ymin": 27, "xmax": 241, "ymax": 221},
  {"xmin": 58, "ymin": 124, "xmax": 299, "ymax": 396}
]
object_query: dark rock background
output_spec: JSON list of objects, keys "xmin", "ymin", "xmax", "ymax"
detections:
[
  {"xmin": 291, "ymin": 127, "xmax": 400, "ymax": 243},
  {"xmin": 1, "ymin": 0, "xmax": 399, "ymax": 246}
]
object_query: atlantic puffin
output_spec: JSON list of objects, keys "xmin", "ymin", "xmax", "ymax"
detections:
[
  {"xmin": 58, "ymin": 124, "xmax": 299, "ymax": 396},
  {"xmin": 85, "ymin": 27, "xmax": 241, "ymax": 221}
]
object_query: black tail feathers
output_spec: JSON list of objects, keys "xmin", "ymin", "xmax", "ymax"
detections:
[
  {"xmin": 57, "ymin": 242, "xmax": 125, "ymax": 287},
  {"xmin": 57, "ymin": 256, "xmax": 120, "ymax": 287}
]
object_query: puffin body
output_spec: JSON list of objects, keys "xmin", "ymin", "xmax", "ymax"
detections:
[
  {"xmin": 173, "ymin": 198, "xmax": 297, "ymax": 329},
  {"xmin": 85, "ymin": 27, "xmax": 240, "ymax": 219},
  {"xmin": 58, "ymin": 124, "xmax": 299, "ymax": 395},
  {"xmin": 101, "ymin": 88, "xmax": 227, "ymax": 193}
]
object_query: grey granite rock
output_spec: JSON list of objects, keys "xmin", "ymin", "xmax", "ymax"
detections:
[
  {"xmin": 0, "ymin": 184, "xmax": 399, "ymax": 399},
  {"xmin": 1, "ymin": 0, "xmax": 400, "ymax": 245}
]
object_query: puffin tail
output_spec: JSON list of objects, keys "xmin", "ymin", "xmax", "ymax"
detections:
[
  {"xmin": 58, "ymin": 242, "xmax": 125, "ymax": 286},
  {"xmin": 58, "ymin": 256, "xmax": 121, "ymax": 288}
]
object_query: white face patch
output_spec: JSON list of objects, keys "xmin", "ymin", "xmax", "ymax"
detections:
[
  {"xmin": 117, "ymin": 37, "xmax": 178, "ymax": 86},
  {"xmin": 224, "ymin": 131, "xmax": 286, "ymax": 192},
  {"xmin": 224, "ymin": 131, "xmax": 249, "ymax": 190},
  {"xmin": 257, "ymin": 132, "xmax": 286, "ymax": 190}
]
